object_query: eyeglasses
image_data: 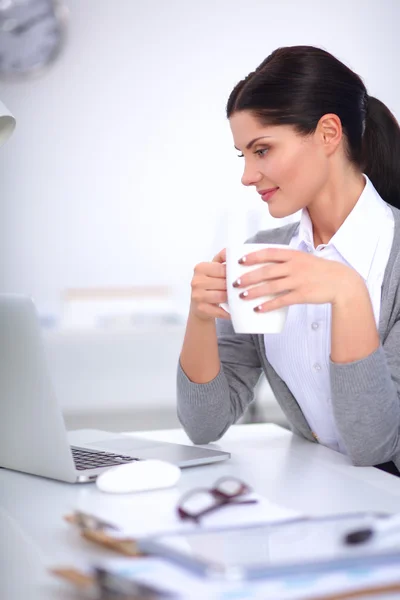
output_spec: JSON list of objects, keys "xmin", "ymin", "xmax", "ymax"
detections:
[{"xmin": 177, "ymin": 477, "xmax": 257, "ymax": 524}]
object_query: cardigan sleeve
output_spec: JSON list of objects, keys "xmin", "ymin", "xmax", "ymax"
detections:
[
  {"xmin": 176, "ymin": 318, "xmax": 262, "ymax": 444},
  {"xmin": 330, "ymin": 318, "xmax": 400, "ymax": 466},
  {"xmin": 176, "ymin": 223, "xmax": 299, "ymax": 445}
]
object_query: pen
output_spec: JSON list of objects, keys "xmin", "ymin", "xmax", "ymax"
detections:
[{"xmin": 344, "ymin": 513, "xmax": 400, "ymax": 545}]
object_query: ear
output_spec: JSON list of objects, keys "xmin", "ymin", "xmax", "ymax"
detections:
[{"xmin": 316, "ymin": 114, "xmax": 342, "ymax": 156}]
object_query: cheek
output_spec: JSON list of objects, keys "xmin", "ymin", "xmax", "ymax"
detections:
[
  {"xmin": 266, "ymin": 143, "xmax": 327, "ymax": 218},
  {"xmin": 281, "ymin": 143, "xmax": 326, "ymax": 192}
]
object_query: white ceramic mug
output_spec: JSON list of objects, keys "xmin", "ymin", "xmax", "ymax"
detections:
[
  {"xmin": 0, "ymin": 99, "xmax": 16, "ymax": 148},
  {"xmin": 222, "ymin": 243, "xmax": 290, "ymax": 334}
]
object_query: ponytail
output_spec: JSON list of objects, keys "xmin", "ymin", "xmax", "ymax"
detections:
[{"xmin": 362, "ymin": 96, "xmax": 400, "ymax": 209}]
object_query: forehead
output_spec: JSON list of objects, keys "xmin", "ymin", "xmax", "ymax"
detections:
[
  {"xmin": 229, "ymin": 111, "xmax": 265, "ymax": 131},
  {"xmin": 229, "ymin": 111, "xmax": 298, "ymax": 148}
]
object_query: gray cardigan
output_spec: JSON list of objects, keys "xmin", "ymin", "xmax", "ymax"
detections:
[{"xmin": 177, "ymin": 205, "xmax": 400, "ymax": 470}]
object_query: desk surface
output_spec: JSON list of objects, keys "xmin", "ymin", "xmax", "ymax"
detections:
[{"xmin": 2, "ymin": 423, "xmax": 400, "ymax": 599}]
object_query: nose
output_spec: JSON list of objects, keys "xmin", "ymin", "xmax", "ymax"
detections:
[{"xmin": 241, "ymin": 162, "xmax": 262, "ymax": 187}]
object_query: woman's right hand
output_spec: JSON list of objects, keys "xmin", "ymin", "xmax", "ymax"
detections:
[{"xmin": 189, "ymin": 248, "xmax": 230, "ymax": 321}]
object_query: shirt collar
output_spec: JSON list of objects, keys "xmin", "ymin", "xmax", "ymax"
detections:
[{"xmin": 296, "ymin": 175, "xmax": 388, "ymax": 281}]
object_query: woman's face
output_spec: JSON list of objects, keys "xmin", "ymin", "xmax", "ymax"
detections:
[{"xmin": 229, "ymin": 111, "xmax": 329, "ymax": 218}]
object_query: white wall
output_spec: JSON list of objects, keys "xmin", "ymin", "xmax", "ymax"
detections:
[{"xmin": 1, "ymin": 0, "xmax": 399, "ymax": 319}]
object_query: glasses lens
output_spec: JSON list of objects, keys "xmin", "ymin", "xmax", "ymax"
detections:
[
  {"xmin": 215, "ymin": 478, "xmax": 249, "ymax": 497},
  {"xmin": 180, "ymin": 490, "xmax": 216, "ymax": 517}
]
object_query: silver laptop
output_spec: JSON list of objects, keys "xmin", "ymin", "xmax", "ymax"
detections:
[{"xmin": 0, "ymin": 295, "xmax": 230, "ymax": 483}]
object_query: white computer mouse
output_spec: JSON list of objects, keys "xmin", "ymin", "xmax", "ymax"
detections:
[{"xmin": 96, "ymin": 459, "xmax": 181, "ymax": 494}]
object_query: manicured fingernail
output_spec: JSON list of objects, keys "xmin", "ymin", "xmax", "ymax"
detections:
[
  {"xmin": 239, "ymin": 291, "xmax": 248, "ymax": 298},
  {"xmin": 254, "ymin": 305, "xmax": 263, "ymax": 312},
  {"xmin": 238, "ymin": 257, "xmax": 246, "ymax": 264},
  {"xmin": 232, "ymin": 278, "xmax": 241, "ymax": 287}
]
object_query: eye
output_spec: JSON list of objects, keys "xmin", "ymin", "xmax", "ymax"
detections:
[
  {"xmin": 255, "ymin": 148, "xmax": 269, "ymax": 157},
  {"xmin": 236, "ymin": 147, "xmax": 269, "ymax": 158}
]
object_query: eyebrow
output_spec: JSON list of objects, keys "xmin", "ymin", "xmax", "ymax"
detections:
[{"xmin": 234, "ymin": 136, "xmax": 272, "ymax": 151}]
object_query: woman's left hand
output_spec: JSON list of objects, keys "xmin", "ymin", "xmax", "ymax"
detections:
[{"xmin": 233, "ymin": 247, "xmax": 365, "ymax": 312}]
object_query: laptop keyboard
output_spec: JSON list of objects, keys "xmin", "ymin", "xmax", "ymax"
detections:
[{"xmin": 71, "ymin": 446, "xmax": 139, "ymax": 471}]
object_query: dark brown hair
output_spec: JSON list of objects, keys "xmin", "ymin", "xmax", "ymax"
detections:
[{"xmin": 227, "ymin": 46, "xmax": 400, "ymax": 209}]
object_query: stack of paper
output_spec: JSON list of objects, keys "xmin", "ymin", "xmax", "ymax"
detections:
[
  {"xmin": 63, "ymin": 557, "xmax": 400, "ymax": 600},
  {"xmin": 74, "ymin": 488, "xmax": 302, "ymax": 539}
]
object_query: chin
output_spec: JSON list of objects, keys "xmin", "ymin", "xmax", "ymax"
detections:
[
  {"xmin": 268, "ymin": 205, "xmax": 296, "ymax": 219},
  {"xmin": 267, "ymin": 192, "xmax": 302, "ymax": 219}
]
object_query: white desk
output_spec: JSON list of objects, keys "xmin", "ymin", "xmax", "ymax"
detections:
[{"xmin": 2, "ymin": 423, "xmax": 400, "ymax": 599}]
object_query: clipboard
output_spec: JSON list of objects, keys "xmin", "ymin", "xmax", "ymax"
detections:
[
  {"xmin": 64, "ymin": 490, "xmax": 302, "ymax": 554},
  {"xmin": 138, "ymin": 512, "xmax": 400, "ymax": 581},
  {"xmin": 50, "ymin": 565, "xmax": 176, "ymax": 598},
  {"xmin": 64, "ymin": 511, "xmax": 143, "ymax": 556}
]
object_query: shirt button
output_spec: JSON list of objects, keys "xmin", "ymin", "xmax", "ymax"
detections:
[
  {"xmin": 311, "ymin": 322, "xmax": 319, "ymax": 330},
  {"xmin": 313, "ymin": 363, "xmax": 322, "ymax": 372}
]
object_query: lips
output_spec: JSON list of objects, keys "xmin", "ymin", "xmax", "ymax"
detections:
[{"xmin": 258, "ymin": 187, "xmax": 279, "ymax": 202}]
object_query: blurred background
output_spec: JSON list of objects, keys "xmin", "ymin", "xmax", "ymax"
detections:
[{"xmin": 0, "ymin": 0, "xmax": 399, "ymax": 432}]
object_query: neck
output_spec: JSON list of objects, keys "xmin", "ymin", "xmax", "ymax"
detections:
[{"xmin": 307, "ymin": 167, "xmax": 366, "ymax": 247}]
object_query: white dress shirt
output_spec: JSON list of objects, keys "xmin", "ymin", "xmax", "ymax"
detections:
[{"xmin": 263, "ymin": 175, "xmax": 394, "ymax": 453}]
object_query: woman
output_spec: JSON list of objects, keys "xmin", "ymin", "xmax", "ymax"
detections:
[{"xmin": 177, "ymin": 45, "xmax": 400, "ymax": 473}]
